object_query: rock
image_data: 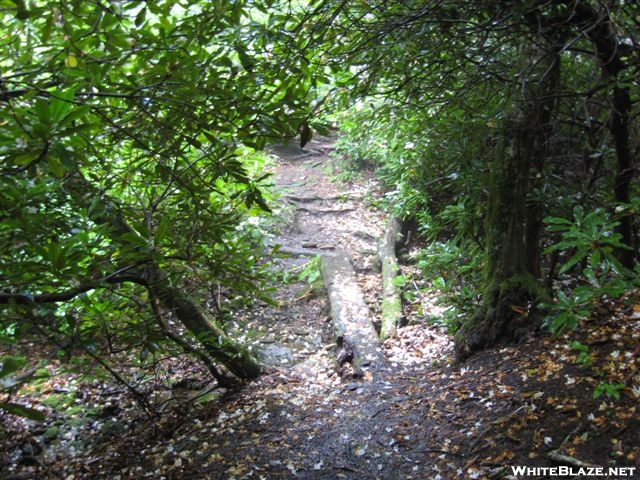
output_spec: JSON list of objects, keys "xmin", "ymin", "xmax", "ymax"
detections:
[{"xmin": 257, "ymin": 344, "xmax": 295, "ymax": 366}]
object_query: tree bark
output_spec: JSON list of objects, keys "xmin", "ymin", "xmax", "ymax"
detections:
[
  {"xmin": 572, "ymin": 2, "xmax": 637, "ymax": 268},
  {"xmin": 145, "ymin": 268, "xmax": 263, "ymax": 379},
  {"xmin": 455, "ymin": 113, "xmax": 539, "ymax": 361},
  {"xmin": 321, "ymin": 251, "xmax": 383, "ymax": 372},
  {"xmin": 609, "ymin": 84, "xmax": 636, "ymax": 268},
  {"xmin": 455, "ymin": 43, "xmax": 559, "ymax": 361},
  {"xmin": 378, "ymin": 216, "xmax": 404, "ymax": 341}
]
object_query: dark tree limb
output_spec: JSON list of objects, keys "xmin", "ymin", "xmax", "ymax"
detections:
[
  {"xmin": 0, "ymin": 270, "xmax": 264, "ymax": 381},
  {"xmin": 149, "ymin": 297, "xmax": 238, "ymax": 387},
  {"xmin": 144, "ymin": 267, "xmax": 263, "ymax": 380},
  {"xmin": 0, "ymin": 274, "xmax": 146, "ymax": 304}
]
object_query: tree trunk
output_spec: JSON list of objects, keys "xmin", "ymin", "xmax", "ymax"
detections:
[
  {"xmin": 455, "ymin": 113, "xmax": 539, "ymax": 361},
  {"xmin": 145, "ymin": 268, "xmax": 263, "ymax": 379},
  {"xmin": 581, "ymin": 5, "xmax": 636, "ymax": 267},
  {"xmin": 455, "ymin": 45, "xmax": 559, "ymax": 361},
  {"xmin": 564, "ymin": 1, "xmax": 637, "ymax": 268},
  {"xmin": 609, "ymin": 85, "xmax": 636, "ymax": 268}
]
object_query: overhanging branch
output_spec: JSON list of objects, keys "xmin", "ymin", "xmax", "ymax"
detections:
[{"xmin": 0, "ymin": 275, "xmax": 147, "ymax": 305}]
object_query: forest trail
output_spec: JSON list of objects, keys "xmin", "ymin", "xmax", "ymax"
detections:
[
  {"xmin": 228, "ymin": 137, "xmax": 393, "ymax": 374},
  {"xmin": 2, "ymin": 139, "xmax": 639, "ymax": 479},
  {"xmin": 99, "ymin": 138, "xmax": 463, "ymax": 479}
]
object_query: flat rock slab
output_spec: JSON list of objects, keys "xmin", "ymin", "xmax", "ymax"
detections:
[{"xmin": 321, "ymin": 250, "xmax": 383, "ymax": 371}]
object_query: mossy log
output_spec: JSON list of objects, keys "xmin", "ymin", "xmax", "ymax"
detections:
[
  {"xmin": 378, "ymin": 216, "xmax": 404, "ymax": 341},
  {"xmin": 321, "ymin": 251, "xmax": 383, "ymax": 371}
]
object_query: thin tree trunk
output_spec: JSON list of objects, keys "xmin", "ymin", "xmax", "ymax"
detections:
[
  {"xmin": 572, "ymin": 1, "xmax": 637, "ymax": 267},
  {"xmin": 145, "ymin": 267, "xmax": 263, "ymax": 379},
  {"xmin": 610, "ymin": 85, "xmax": 635, "ymax": 267}
]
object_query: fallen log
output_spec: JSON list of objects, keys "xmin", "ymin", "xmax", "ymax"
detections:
[
  {"xmin": 378, "ymin": 216, "xmax": 404, "ymax": 341},
  {"xmin": 321, "ymin": 251, "xmax": 383, "ymax": 373}
]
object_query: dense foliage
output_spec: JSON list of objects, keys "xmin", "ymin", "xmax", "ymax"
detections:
[
  {"xmin": 1, "ymin": 0, "xmax": 327, "ymax": 401},
  {"xmin": 1, "ymin": 0, "xmax": 639, "ymax": 418}
]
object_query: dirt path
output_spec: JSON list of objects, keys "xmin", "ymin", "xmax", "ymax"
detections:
[
  {"xmin": 77, "ymin": 139, "xmax": 457, "ymax": 479},
  {"xmin": 227, "ymin": 137, "xmax": 390, "ymax": 371},
  {"xmin": 101, "ymin": 138, "xmax": 459, "ymax": 479}
]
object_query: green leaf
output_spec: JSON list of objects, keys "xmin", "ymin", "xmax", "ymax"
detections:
[
  {"xmin": 583, "ymin": 267, "xmax": 599, "ymax": 287},
  {"xmin": 42, "ymin": 14, "xmax": 54, "ymax": 42},
  {"xmin": 108, "ymin": 32, "xmax": 132, "ymax": 49},
  {"xmin": 135, "ymin": 7, "xmax": 147, "ymax": 27},
  {"xmin": 602, "ymin": 250, "xmax": 625, "ymax": 274},
  {"xmin": 589, "ymin": 249, "xmax": 601, "ymax": 270},
  {"xmin": 101, "ymin": 12, "xmax": 119, "ymax": 30},
  {"xmin": 556, "ymin": 289, "xmax": 570, "ymax": 305},
  {"xmin": 0, "ymin": 401, "xmax": 46, "ymax": 421},
  {"xmin": 47, "ymin": 155, "xmax": 65, "ymax": 178},
  {"xmin": 120, "ymin": 232, "xmax": 150, "ymax": 248},
  {"xmin": 59, "ymin": 105, "xmax": 89, "ymax": 128},
  {"xmin": 12, "ymin": 150, "xmax": 41, "ymax": 166},
  {"xmin": 154, "ymin": 217, "xmax": 170, "ymax": 243},
  {"xmin": 558, "ymin": 248, "xmax": 588, "ymax": 274},
  {"xmin": 35, "ymin": 98, "xmax": 50, "ymax": 124},
  {"xmin": 234, "ymin": 45, "xmax": 255, "ymax": 71},
  {"xmin": 570, "ymin": 341, "xmax": 588, "ymax": 353},
  {"xmin": 549, "ymin": 311, "xmax": 577, "ymax": 335},
  {"xmin": 252, "ymin": 194, "xmax": 272, "ymax": 213},
  {"xmin": 0, "ymin": 356, "xmax": 26, "ymax": 378},
  {"xmin": 593, "ymin": 382, "xmax": 625, "ymax": 400},
  {"xmin": 50, "ymin": 90, "xmax": 75, "ymax": 121}
]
